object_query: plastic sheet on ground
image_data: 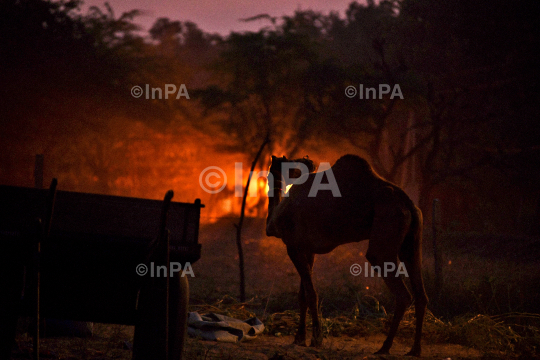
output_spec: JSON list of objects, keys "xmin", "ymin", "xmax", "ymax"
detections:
[{"xmin": 187, "ymin": 312, "xmax": 264, "ymax": 343}]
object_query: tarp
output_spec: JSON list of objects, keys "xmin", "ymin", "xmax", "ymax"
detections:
[{"xmin": 187, "ymin": 312, "xmax": 264, "ymax": 343}]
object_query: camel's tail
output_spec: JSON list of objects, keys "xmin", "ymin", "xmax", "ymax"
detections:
[{"xmin": 400, "ymin": 204, "xmax": 422, "ymax": 261}]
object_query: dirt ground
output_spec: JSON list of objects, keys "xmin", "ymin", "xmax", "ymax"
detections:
[
  {"xmin": 185, "ymin": 334, "xmax": 483, "ymax": 360},
  {"xmin": 13, "ymin": 329, "xmax": 483, "ymax": 360}
]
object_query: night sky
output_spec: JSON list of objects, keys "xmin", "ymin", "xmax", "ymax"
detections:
[{"xmin": 81, "ymin": 0, "xmax": 357, "ymax": 35}]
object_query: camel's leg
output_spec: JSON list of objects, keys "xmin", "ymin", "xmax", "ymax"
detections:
[
  {"xmin": 401, "ymin": 206, "xmax": 428, "ymax": 357},
  {"xmin": 373, "ymin": 264, "xmax": 411, "ymax": 355},
  {"xmin": 294, "ymin": 253, "xmax": 314, "ymax": 346},
  {"xmin": 402, "ymin": 258, "xmax": 427, "ymax": 357},
  {"xmin": 367, "ymin": 202, "xmax": 412, "ymax": 355},
  {"xmin": 287, "ymin": 247, "xmax": 322, "ymax": 348},
  {"xmin": 294, "ymin": 279, "xmax": 307, "ymax": 346}
]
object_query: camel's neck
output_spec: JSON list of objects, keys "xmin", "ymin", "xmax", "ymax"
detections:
[{"xmin": 266, "ymin": 175, "xmax": 284, "ymax": 234}]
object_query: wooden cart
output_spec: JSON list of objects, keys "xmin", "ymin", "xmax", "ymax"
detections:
[{"xmin": 0, "ymin": 181, "xmax": 203, "ymax": 359}]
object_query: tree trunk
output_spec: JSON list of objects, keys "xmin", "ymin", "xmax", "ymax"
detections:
[{"xmin": 235, "ymin": 137, "xmax": 269, "ymax": 302}]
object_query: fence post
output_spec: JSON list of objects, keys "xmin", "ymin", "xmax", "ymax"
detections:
[
  {"xmin": 33, "ymin": 154, "xmax": 44, "ymax": 360},
  {"xmin": 432, "ymin": 199, "xmax": 443, "ymax": 298}
]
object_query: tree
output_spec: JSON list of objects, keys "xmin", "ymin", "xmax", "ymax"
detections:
[
  {"xmin": 195, "ymin": 12, "xmax": 341, "ymax": 300},
  {"xmin": 196, "ymin": 11, "xmax": 344, "ymax": 163},
  {"xmin": 313, "ymin": 0, "xmax": 540, "ymax": 228}
]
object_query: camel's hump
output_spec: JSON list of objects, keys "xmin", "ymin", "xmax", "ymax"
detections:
[{"xmin": 333, "ymin": 154, "xmax": 373, "ymax": 172}]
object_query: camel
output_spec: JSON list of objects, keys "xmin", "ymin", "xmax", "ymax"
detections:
[{"xmin": 266, "ymin": 154, "xmax": 428, "ymax": 357}]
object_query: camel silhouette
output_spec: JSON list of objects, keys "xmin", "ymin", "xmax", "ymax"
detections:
[{"xmin": 266, "ymin": 154, "xmax": 428, "ymax": 356}]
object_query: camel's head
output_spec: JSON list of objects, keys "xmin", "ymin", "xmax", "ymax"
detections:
[{"xmin": 268, "ymin": 155, "xmax": 317, "ymax": 186}]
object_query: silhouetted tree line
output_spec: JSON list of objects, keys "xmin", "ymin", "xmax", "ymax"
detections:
[{"xmin": 1, "ymin": 0, "xmax": 539, "ymax": 234}]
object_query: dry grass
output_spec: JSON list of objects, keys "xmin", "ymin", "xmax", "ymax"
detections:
[
  {"xmin": 12, "ymin": 297, "xmax": 540, "ymax": 359},
  {"xmin": 187, "ymin": 296, "xmax": 540, "ymax": 359}
]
